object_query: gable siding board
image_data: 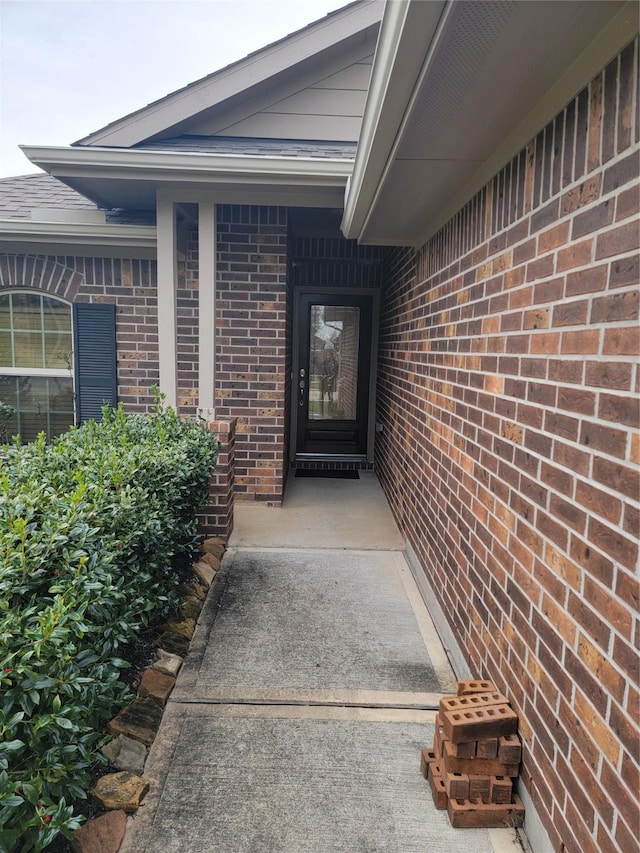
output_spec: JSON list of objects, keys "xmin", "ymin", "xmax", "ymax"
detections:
[
  {"xmin": 216, "ymin": 114, "xmax": 364, "ymax": 142},
  {"xmin": 73, "ymin": 302, "xmax": 117, "ymax": 423},
  {"xmin": 263, "ymin": 88, "xmax": 367, "ymax": 117},
  {"xmin": 185, "ymin": 44, "xmax": 376, "ymax": 142},
  {"xmin": 313, "ymin": 60, "xmax": 373, "ymax": 90},
  {"xmin": 77, "ymin": 3, "xmax": 382, "ymax": 147}
]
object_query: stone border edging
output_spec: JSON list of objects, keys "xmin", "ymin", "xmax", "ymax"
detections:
[{"xmin": 70, "ymin": 537, "xmax": 227, "ymax": 853}]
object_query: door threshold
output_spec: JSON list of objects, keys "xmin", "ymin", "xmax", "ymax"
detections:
[{"xmin": 294, "ymin": 453, "xmax": 368, "ymax": 463}]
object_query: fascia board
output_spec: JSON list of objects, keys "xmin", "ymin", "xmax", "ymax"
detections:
[
  {"xmin": 154, "ymin": 185, "xmax": 346, "ymax": 208},
  {"xmin": 76, "ymin": 1, "xmax": 383, "ymax": 148},
  {"xmin": 21, "ymin": 145, "xmax": 353, "ymax": 188},
  {"xmin": 0, "ymin": 219, "xmax": 157, "ymax": 248},
  {"xmin": 341, "ymin": 0, "xmax": 446, "ymax": 239}
]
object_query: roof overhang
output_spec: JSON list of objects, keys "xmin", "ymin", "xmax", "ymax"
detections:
[
  {"xmin": 342, "ymin": 0, "xmax": 637, "ymax": 246},
  {"xmin": 0, "ymin": 218, "xmax": 158, "ymax": 259},
  {"xmin": 20, "ymin": 145, "xmax": 353, "ymax": 210}
]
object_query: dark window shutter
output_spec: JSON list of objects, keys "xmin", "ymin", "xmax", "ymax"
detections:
[{"xmin": 73, "ymin": 303, "xmax": 117, "ymax": 424}]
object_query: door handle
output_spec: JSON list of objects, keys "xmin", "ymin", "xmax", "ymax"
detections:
[{"xmin": 299, "ymin": 378, "xmax": 305, "ymax": 406}]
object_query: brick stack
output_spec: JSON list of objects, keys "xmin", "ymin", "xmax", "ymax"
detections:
[{"xmin": 421, "ymin": 680, "xmax": 525, "ymax": 828}]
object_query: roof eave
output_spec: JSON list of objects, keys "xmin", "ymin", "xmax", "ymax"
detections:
[
  {"xmin": 341, "ymin": 0, "xmax": 446, "ymax": 241},
  {"xmin": 343, "ymin": 0, "xmax": 637, "ymax": 248},
  {"xmin": 0, "ymin": 219, "xmax": 158, "ymax": 259},
  {"xmin": 0, "ymin": 219, "xmax": 157, "ymax": 247},
  {"xmin": 20, "ymin": 145, "xmax": 354, "ymax": 210},
  {"xmin": 21, "ymin": 145, "xmax": 354, "ymax": 184}
]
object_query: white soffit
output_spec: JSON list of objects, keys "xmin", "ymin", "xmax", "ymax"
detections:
[
  {"xmin": 19, "ymin": 146, "xmax": 354, "ymax": 210},
  {"xmin": 75, "ymin": 0, "xmax": 383, "ymax": 148},
  {"xmin": 343, "ymin": 0, "xmax": 636, "ymax": 246}
]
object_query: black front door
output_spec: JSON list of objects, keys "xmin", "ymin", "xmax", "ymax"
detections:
[{"xmin": 296, "ymin": 293, "xmax": 373, "ymax": 455}]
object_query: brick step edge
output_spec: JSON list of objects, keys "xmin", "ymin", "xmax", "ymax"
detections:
[
  {"xmin": 428, "ymin": 761, "xmax": 448, "ymax": 810},
  {"xmin": 442, "ymin": 703, "xmax": 519, "ymax": 744},
  {"xmin": 442, "ymin": 740, "xmax": 520, "ymax": 777},
  {"xmin": 457, "ymin": 679, "xmax": 496, "ymax": 696},
  {"xmin": 447, "ymin": 794, "xmax": 525, "ymax": 829},
  {"xmin": 439, "ymin": 692, "xmax": 509, "ymax": 716}
]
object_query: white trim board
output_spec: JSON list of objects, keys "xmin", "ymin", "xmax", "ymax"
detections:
[{"xmin": 0, "ymin": 219, "xmax": 156, "ymax": 248}]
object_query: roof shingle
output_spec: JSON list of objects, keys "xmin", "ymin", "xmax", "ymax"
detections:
[
  {"xmin": 133, "ymin": 135, "xmax": 357, "ymax": 159},
  {"xmin": 0, "ymin": 173, "xmax": 155, "ymax": 225},
  {"xmin": 0, "ymin": 173, "xmax": 97, "ymax": 219}
]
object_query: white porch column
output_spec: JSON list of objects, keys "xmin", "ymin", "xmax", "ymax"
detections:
[
  {"xmin": 156, "ymin": 199, "xmax": 178, "ymax": 407},
  {"xmin": 198, "ymin": 202, "xmax": 216, "ymax": 416}
]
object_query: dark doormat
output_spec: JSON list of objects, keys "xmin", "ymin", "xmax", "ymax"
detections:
[{"xmin": 295, "ymin": 469, "xmax": 360, "ymax": 479}]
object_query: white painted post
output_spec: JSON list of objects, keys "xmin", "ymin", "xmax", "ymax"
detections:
[
  {"xmin": 198, "ymin": 202, "xmax": 216, "ymax": 417},
  {"xmin": 156, "ymin": 198, "xmax": 178, "ymax": 408}
]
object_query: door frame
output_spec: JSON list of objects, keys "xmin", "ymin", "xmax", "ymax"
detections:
[{"xmin": 290, "ymin": 286, "xmax": 380, "ymax": 464}]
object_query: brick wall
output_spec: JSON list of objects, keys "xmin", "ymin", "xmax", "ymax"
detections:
[
  {"xmin": 290, "ymin": 236, "xmax": 384, "ymax": 288},
  {"xmin": 214, "ymin": 205, "xmax": 288, "ymax": 503},
  {"xmin": 197, "ymin": 418, "xmax": 236, "ymax": 539},
  {"xmin": 376, "ymin": 38, "xmax": 639, "ymax": 853},
  {"xmin": 0, "ymin": 253, "xmax": 160, "ymax": 411}
]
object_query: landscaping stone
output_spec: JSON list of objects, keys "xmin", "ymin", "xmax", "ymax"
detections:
[
  {"xmin": 91, "ymin": 772, "xmax": 149, "ymax": 812},
  {"xmin": 107, "ymin": 698, "xmax": 163, "ymax": 746},
  {"xmin": 101, "ymin": 738, "xmax": 121, "ymax": 766},
  {"xmin": 71, "ymin": 809, "xmax": 127, "ymax": 853},
  {"xmin": 138, "ymin": 668, "xmax": 176, "ymax": 706},
  {"xmin": 200, "ymin": 552, "xmax": 221, "ymax": 571},
  {"xmin": 164, "ymin": 616, "xmax": 196, "ymax": 640},
  {"xmin": 179, "ymin": 579, "xmax": 206, "ymax": 601},
  {"xmin": 152, "ymin": 649, "xmax": 183, "ymax": 677},
  {"xmin": 181, "ymin": 595, "xmax": 203, "ymax": 620},
  {"xmin": 101, "ymin": 735, "xmax": 147, "ymax": 775},
  {"xmin": 201, "ymin": 537, "xmax": 225, "ymax": 559},
  {"xmin": 192, "ymin": 560, "xmax": 215, "ymax": 588},
  {"xmin": 190, "ymin": 581, "xmax": 207, "ymax": 601},
  {"xmin": 116, "ymin": 736, "xmax": 148, "ymax": 774},
  {"xmin": 156, "ymin": 630, "xmax": 190, "ymax": 657}
]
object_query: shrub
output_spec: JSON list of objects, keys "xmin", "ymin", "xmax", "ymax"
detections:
[{"xmin": 0, "ymin": 399, "xmax": 218, "ymax": 851}]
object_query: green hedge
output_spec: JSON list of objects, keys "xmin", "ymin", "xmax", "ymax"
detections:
[{"xmin": 0, "ymin": 400, "xmax": 218, "ymax": 852}]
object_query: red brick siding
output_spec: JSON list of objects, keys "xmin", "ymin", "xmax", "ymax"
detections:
[
  {"xmin": 376, "ymin": 38, "xmax": 639, "ymax": 853},
  {"xmin": 291, "ymin": 237, "xmax": 384, "ymax": 288},
  {"xmin": 0, "ymin": 253, "xmax": 160, "ymax": 412},
  {"xmin": 214, "ymin": 205, "xmax": 288, "ymax": 503},
  {"xmin": 197, "ymin": 418, "xmax": 236, "ymax": 539}
]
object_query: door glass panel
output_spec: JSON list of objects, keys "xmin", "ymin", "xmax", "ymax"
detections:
[{"xmin": 308, "ymin": 304, "xmax": 359, "ymax": 421}]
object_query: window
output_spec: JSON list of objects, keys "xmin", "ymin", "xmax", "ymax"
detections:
[{"xmin": 0, "ymin": 292, "xmax": 75, "ymax": 442}]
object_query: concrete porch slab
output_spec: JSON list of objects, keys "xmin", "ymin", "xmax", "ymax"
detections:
[
  {"xmin": 121, "ymin": 471, "xmax": 521, "ymax": 853},
  {"xmin": 121, "ymin": 703, "xmax": 519, "ymax": 853},
  {"xmin": 230, "ymin": 471, "xmax": 404, "ymax": 550},
  {"xmin": 173, "ymin": 548, "xmax": 457, "ymax": 700}
]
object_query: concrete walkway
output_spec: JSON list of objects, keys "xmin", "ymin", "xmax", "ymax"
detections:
[{"xmin": 121, "ymin": 473, "xmax": 520, "ymax": 852}]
